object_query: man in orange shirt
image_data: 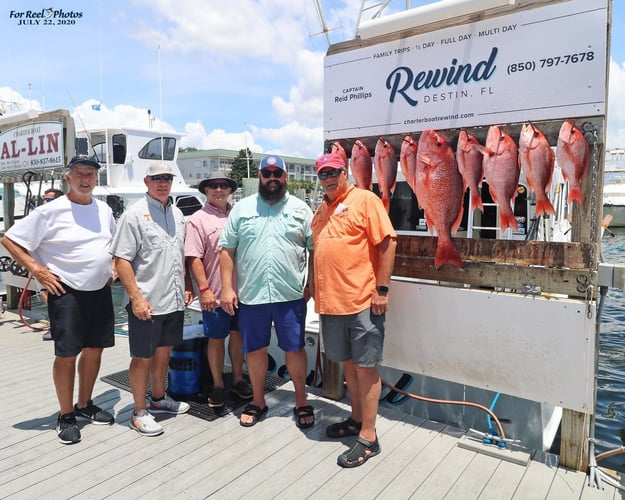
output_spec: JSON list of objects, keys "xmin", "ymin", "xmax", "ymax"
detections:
[{"xmin": 310, "ymin": 152, "xmax": 397, "ymax": 468}]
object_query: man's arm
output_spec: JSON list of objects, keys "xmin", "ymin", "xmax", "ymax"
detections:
[
  {"xmin": 219, "ymin": 247, "xmax": 237, "ymax": 315},
  {"xmin": 114, "ymin": 256, "xmax": 153, "ymax": 320},
  {"xmin": 306, "ymin": 249, "xmax": 314, "ymax": 302},
  {"xmin": 186, "ymin": 256, "xmax": 217, "ymax": 311},
  {"xmin": 0, "ymin": 236, "xmax": 65, "ymax": 296},
  {"xmin": 371, "ymin": 235, "xmax": 397, "ymax": 315}
]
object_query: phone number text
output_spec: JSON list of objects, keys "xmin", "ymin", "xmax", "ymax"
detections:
[{"xmin": 507, "ymin": 51, "xmax": 595, "ymax": 74}]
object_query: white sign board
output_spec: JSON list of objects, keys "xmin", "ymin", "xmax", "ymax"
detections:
[
  {"xmin": 384, "ymin": 280, "xmax": 595, "ymax": 413},
  {"xmin": 0, "ymin": 121, "xmax": 64, "ymax": 173},
  {"xmin": 324, "ymin": 0, "xmax": 608, "ymax": 140}
]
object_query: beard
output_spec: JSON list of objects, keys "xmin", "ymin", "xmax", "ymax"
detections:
[{"xmin": 258, "ymin": 179, "xmax": 287, "ymax": 202}]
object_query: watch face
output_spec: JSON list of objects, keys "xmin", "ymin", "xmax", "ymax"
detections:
[{"xmin": 377, "ymin": 285, "xmax": 389, "ymax": 293}]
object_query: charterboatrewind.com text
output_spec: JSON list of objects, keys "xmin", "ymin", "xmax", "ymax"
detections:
[{"xmin": 9, "ymin": 8, "xmax": 83, "ymax": 26}]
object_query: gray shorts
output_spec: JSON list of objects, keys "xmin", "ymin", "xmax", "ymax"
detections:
[{"xmin": 320, "ymin": 308, "xmax": 385, "ymax": 367}]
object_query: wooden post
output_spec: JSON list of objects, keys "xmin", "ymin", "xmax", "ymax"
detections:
[{"xmin": 559, "ymin": 409, "xmax": 590, "ymax": 471}]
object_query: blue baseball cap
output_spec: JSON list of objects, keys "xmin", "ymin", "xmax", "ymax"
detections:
[
  {"xmin": 259, "ymin": 155, "xmax": 286, "ymax": 171},
  {"xmin": 66, "ymin": 155, "xmax": 101, "ymax": 170}
]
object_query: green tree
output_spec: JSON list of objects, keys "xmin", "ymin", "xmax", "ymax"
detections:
[{"xmin": 230, "ymin": 148, "xmax": 254, "ymax": 186}]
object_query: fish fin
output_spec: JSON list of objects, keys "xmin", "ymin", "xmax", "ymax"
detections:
[
  {"xmin": 471, "ymin": 191, "xmax": 484, "ymax": 212},
  {"xmin": 434, "ymin": 240, "xmax": 464, "ymax": 270},
  {"xmin": 382, "ymin": 194, "xmax": 391, "ymax": 213},
  {"xmin": 499, "ymin": 211, "xmax": 519, "ymax": 232},
  {"xmin": 535, "ymin": 199, "xmax": 556, "ymax": 217},
  {"xmin": 567, "ymin": 187, "xmax": 583, "ymax": 204}
]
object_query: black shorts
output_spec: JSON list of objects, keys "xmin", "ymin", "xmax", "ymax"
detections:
[
  {"xmin": 127, "ymin": 304, "xmax": 184, "ymax": 358},
  {"xmin": 48, "ymin": 284, "xmax": 115, "ymax": 357}
]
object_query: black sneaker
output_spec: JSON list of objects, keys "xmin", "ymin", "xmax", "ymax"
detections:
[
  {"xmin": 74, "ymin": 400, "xmax": 114, "ymax": 425},
  {"xmin": 208, "ymin": 386, "xmax": 225, "ymax": 408},
  {"xmin": 56, "ymin": 413, "xmax": 81, "ymax": 444}
]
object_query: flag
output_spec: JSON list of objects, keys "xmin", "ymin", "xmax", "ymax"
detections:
[{"xmin": 92, "ymin": 104, "xmax": 101, "ymax": 111}]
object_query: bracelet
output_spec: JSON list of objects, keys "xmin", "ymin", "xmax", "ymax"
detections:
[{"xmin": 199, "ymin": 285, "xmax": 211, "ymax": 293}]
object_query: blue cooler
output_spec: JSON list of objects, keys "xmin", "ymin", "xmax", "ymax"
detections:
[{"xmin": 168, "ymin": 325, "xmax": 205, "ymax": 398}]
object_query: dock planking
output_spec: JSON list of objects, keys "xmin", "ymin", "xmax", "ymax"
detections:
[{"xmin": 0, "ymin": 310, "xmax": 620, "ymax": 499}]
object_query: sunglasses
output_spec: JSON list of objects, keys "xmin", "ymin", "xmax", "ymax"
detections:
[
  {"xmin": 207, "ymin": 182, "xmax": 230, "ymax": 190},
  {"xmin": 43, "ymin": 197, "xmax": 55, "ymax": 202},
  {"xmin": 260, "ymin": 169, "xmax": 285, "ymax": 179},
  {"xmin": 150, "ymin": 175, "xmax": 174, "ymax": 182},
  {"xmin": 317, "ymin": 168, "xmax": 344, "ymax": 180}
]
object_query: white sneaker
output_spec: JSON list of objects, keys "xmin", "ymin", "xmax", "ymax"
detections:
[
  {"xmin": 129, "ymin": 409, "xmax": 163, "ymax": 437},
  {"xmin": 148, "ymin": 394, "xmax": 190, "ymax": 415}
]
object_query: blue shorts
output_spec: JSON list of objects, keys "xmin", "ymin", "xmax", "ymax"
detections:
[
  {"xmin": 238, "ymin": 298, "xmax": 306, "ymax": 354},
  {"xmin": 320, "ymin": 308, "xmax": 385, "ymax": 367},
  {"xmin": 202, "ymin": 307, "xmax": 239, "ymax": 339},
  {"xmin": 127, "ymin": 304, "xmax": 184, "ymax": 358},
  {"xmin": 48, "ymin": 284, "xmax": 115, "ymax": 357}
]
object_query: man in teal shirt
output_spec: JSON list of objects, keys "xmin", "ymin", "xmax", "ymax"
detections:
[{"xmin": 220, "ymin": 155, "xmax": 315, "ymax": 429}]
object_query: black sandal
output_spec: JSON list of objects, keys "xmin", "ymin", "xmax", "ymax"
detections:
[
  {"xmin": 293, "ymin": 405, "xmax": 315, "ymax": 429},
  {"xmin": 239, "ymin": 404, "xmax": 268, "ymax": 427},
  {"xmin": 337, "ymin": 436, "xmax": 381, "ymax": 468},
  {"xmin": 326, "ymin": 417, "xmax": 362, "ymax": 438}
]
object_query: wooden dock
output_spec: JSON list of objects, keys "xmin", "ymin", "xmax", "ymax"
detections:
[{"xmin": 0, "ymin": 310, "xmax": 621, "ymax": 499}]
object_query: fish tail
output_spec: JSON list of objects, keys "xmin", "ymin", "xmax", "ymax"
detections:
[
  {"xmin": 435, "ymin": 240, "xmax": 464, "ymax": 270},
  {"xmin": 567, "ymin": 186, "xmax": 583, "ymax": 204},
  {"xmin": 382, "ymin": 194, "xmax": 391, "ymax": 213},
  {"xmin": 499, "ymin": 211, "xmax": 519, "ymax": 232},
  {"xmin": 470, "ymin": 191, "xmax": 484, "ymax": 212},
  {"xmin": 535, "ymin": 198, "xmax": 556, "ymax": 217}
]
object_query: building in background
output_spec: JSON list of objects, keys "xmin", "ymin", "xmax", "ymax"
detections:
[{"xmin": 178, "ymin": 149, "xmax": 317, "ymax": 187}]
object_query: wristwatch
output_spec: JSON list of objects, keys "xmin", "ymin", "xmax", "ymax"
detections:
[{"xmin": 376, "ymin": 285, "xmax": 389, "ymax": 294}]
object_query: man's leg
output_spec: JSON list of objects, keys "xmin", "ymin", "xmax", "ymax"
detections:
[
  {"xmin": 208, "ymin": 338, "xmax": 226, "ymax": 388},
  {"xmin": 128, "ymin": 357, "xmax": 151, "ymax": 412},
  {"xmin": 228, "ymin": 330, "xmax": 244, "ymax": 383},
  {"xmin": 353, "ymin": 364, "xmax": 381, "ymax": 443},
  {"xmin": 240, "ymin": 347, "xmax": 268, "ymax": 425},
  {"xmin": 150, "ymin": 346, "xmax": 173, "ymax": 399},
  {"xmin": 76, "ymin": 347, "xmax": 104, "ymax": 408},
  {"xmin": 53, "ymin": 356, "xmax": 77, "ymax": 415}
]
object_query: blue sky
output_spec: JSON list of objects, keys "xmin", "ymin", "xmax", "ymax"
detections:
[{"xmin": 1, "ymin": 0, "xmax": 623, "ymax": 160}]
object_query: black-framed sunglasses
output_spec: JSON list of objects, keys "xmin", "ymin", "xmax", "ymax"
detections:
[
  {"xmin": 150, "ymin": 175, "xmax": 174, "ymax": 182},
  {"xmin": 43, "ymin": 197, "xmax": 55, "ymax": 202},
  {"xmin": 260, "ymin": 169, "xmax": 285, "ymax": 179},
  {"xmin": 207, "ymin": 182, "xmax": 230, "ymax": 190},
  {"xmin": 318, "ymin": 168, "xmax": 344, "ymax": 180}
]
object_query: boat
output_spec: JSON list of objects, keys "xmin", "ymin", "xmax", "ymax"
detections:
[{"xmin": 602, "ymin": 148, "xmax": 625, "ymax": 227}]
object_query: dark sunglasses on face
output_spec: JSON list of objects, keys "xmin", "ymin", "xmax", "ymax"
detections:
[
  {"xmin": 318, "ymin": 168, "xmax": 344, "ymax": 180},
  {"xmin": 260, "ymin": 169, "xmax": 285, "ymax": 179},
  {"xmin": 43, "ymin": 197, "xmax": 55, "ymax": 202},
  {"xmin": 207, "ymin": 182, "xmax": 230, "ymax": 190},
  {"xmin": 150, "ymin": 175, "xmax": 174, "ymax": 182}
]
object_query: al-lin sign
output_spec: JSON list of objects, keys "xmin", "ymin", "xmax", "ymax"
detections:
[{"xmin": 0, "ymin": 121, "xmax": 64, "ymax": 173}]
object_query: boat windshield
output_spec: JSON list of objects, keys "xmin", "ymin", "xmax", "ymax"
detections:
[{"xmin": 138, "ymin": 137, "xmax": 177, "ymax": 161}]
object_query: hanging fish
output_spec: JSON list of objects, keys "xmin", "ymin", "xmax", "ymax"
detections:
[
  {"xmin": 350, "ymin": 140, "xmax": 373, "ymax": 190},
  {"xmin": 374, "ymin": 137, "xmax": 397, "ymax": 213},
  {"xmin": 482, "ymin": 125, "xmax": 520, "ymax": 232},
  {"xmin": 456, "ymin": 130, "xmax": 484, "ymax": 213},
  {"xmin": 415, "ymin": 129, "xmax": 464, "ymax": 269},
  {"xmin": 518, "ymin": 123, "xmax": 555, "ymax": 217},
  {"xmin": 399, "ymin": 135, "xmax": 418, "ymax": 190},
  {"xmin": 331, "ymin": 141, "xmax": 348, "ymax": 168},
  {"xmin": 556, "ymin": 121, "xmax": 590, "ymax": 205}
]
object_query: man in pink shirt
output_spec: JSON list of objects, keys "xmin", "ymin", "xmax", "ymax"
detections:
[{"xmin": 185, "ymin": 173, "xmax": 252, "ymax": 408}]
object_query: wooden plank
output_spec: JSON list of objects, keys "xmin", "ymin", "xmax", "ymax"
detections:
[
  {"xmin": 547, "ymin": 467, "xmax": 588, "ymax": 499},
  {"xmin": 444, "ymin": 451, "xmax": 501, "ymax": 499},
  {"xmin": 478, "ymin": 460, "xmax": 528, "ymax": 500},
  {"xmin": 512, "ymin": 458, "xmax": 557, "ymax": 499},
  {"xmin": 396, "ymin": 236, "xmax": 593, "ymax": 269},
  {"xmin": 560, "ymin": 409, "xmax": 590, "ymax": 471}
]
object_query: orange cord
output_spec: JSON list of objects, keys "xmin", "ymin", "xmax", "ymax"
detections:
[{"xmin": 380, "ymin": 377, "xmax": 507, "ymax": 439}]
